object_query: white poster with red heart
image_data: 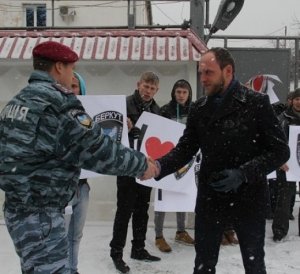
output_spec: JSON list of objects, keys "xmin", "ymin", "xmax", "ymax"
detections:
[
  {"xmin": 77, "ymin": 95, "xmax": 128, "ymax": 179},
  {"xmin": 245, "ymin": 74, "xmax": 280, "ymax": 104},
  {"xmin": 286, "ymin": 125, "xmax": 300, "ymax": 182},
  {"xmin": 135, "ymin": 112, "xmax": 198, "ymax": 212}
]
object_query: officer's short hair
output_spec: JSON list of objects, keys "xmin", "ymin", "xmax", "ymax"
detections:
[
  {"xmin": 208, "ymin": 47, "xmax": 235, "ymax": 74},
  {"xmin": 33, "ymin": 57, "xmax": 55, "ymax": 72},
  {"xmin": 139, "ymin": 71, "xmax": 159, "ymax": 85}
]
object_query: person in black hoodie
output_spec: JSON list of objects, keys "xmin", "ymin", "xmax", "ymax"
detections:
[{"xmin": 154, "ymin": 79, "xmax": 195, "ymax": 253}]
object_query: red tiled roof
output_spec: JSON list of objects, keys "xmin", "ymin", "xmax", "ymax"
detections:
[{"xmin": 0, "ymin": 29, "xmax": 207, "ymax": 61}]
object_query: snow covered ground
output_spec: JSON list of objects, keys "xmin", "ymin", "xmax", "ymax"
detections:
[{"xmin": 1, "ymin": 213, "xmax": 300, "ymax": 274}]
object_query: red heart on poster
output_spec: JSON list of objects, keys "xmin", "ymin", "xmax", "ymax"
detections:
[
  {"xmin": 145, "ymin": 137, "xmax": 175, "ymax": 160},
  {"xmin": 252, "ymin": 75, "xmax": 264, "ymax": 92}
]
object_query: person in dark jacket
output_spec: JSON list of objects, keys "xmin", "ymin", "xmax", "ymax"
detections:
[
  {"xmin": 272, "ymin": 88, "xmax": 300, "ymax": 241},
  {"xmin": 110, "ymin": 71, "xmax": 161, "ymax": 273},
  {"xmin": 152, "ymin": 47, "xmax": 290, "ymax": 274},
  {"xmin": 268, "ymin": 91, "xmax": 296, "ymax": 219},
  {"xmin": 0, "ymin": 41, "xmax": 157, "ymax": 274},
  {"xmin": 154, "ymin": 79, "xmax": 195, "ymax": 253}
]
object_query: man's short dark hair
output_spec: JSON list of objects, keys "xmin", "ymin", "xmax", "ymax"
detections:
[
  {"xmin": 208, "ymin": 47, "xmax": 235, "ymax": 74},
  {"xmin": 287, "ymin": 91, "xmax": 294, "ymax": 101},
  {"xmin": 139, "ymin": 71, "xmax": 159, "ymax": 86},
  {"xmin": 33, "ymin": 57, "xmax": 55, "ymax": 72},
  {"xmin": 173, "ymin": 79, "xmax": 192, "ymax": 93},
  {"xmin": 292, "ymin": 88, "xmax": 300, "ymax": 100}
]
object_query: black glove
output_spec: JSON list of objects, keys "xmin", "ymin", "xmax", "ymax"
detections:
[
  {"xmin": 130, "ymin": 126, "xmax": 141, "ymax": 139},
  {"xmin": 209, "ymin": 169, "xmax": 245, "ymax": 193}
]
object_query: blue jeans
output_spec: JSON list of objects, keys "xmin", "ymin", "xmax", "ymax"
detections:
[
  {"xmin": 65, "ymin": 181, "xmax": 90, "ymax": 273},
  {"xmin": 154, "ymin": 211, "xmax": 186, "ymax": 237}
]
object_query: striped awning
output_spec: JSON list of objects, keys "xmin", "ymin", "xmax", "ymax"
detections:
[{"xmin": 0, "ymin": 29, "xmax": 207, "ymax": 61}]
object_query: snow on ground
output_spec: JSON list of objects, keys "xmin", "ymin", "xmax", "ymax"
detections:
[{"xmin": 0, "ymin": 216, "xmax": 300, "ymax": 274}]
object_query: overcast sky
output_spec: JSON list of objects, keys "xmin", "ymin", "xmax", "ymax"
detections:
[{"xmin": 152, "ymin": 0, "xmax": 300, "ymax": 37}]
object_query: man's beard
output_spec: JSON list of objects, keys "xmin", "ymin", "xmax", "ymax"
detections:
[{"xmin": 205, "ymin": 80, "xmax": 224, "ymax": 96}]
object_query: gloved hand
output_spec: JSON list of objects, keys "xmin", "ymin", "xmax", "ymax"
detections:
[
  {"xmin": 130, "ymin": 126, "xmax": 141, "ymax": 139},
  {"xmin": 209, "ymin": 169, "xmax": 246, "ymax": 193}
]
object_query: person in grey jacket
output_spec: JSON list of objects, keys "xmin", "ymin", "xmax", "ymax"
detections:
[{"xmin": 0, "ymin": 41, "xmax": 156, "ymax": 274}]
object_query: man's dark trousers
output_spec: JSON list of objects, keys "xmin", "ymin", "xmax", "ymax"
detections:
[
  {"xmin": 110, "ymin": 176, "xmax": 152, "ymax": 257},
  {"xmin": 193, "ymin": 214, "xmax": 266, "ymax": 274}
]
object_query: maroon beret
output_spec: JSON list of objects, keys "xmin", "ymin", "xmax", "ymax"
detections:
[{"xmin": 32, "ymin": 41, "xmax": 78, "ymax": 63}]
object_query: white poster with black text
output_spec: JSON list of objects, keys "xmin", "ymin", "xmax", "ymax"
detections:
[
  {"xmin": 77, "ymin": 95, "xmax": 128, "ymax": 179},
  {"xmin": 286, "ymin": 125, "xmax": 300, "ymax": 182}
]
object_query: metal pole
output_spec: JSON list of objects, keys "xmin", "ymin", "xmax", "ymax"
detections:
[
  {"xmin": 205, "ymin": 0, "xmax": 210, "ymax": 28},
  {"xmin": 190, "ymin": 0, "xmax": 205, "ymax": 99},
  {"xmin": 190, "ymin": 0, "xmax": 205, "ymax": 40},
  {"xmin": 128, "ymin": 0, "xmax": 136, "ymax": 29},
  {"xmin": 295, "ymin": 38, "xmax": 299, "ymax": 89},
  {"xmin": 51, "ymin": 0, "xmax": 55, "ymax": 27}
]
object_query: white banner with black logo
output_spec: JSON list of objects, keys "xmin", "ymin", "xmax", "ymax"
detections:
[
  {"xmin": 286, "ymin": 125, "xmax": 300, "ymax": 182},
  {"xmin": 77, "ymin": 95, "xmax": 128, "ymax": 179}
]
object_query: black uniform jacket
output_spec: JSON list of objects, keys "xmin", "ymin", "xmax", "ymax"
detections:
[
  {"xmin": 157, "ymin": 81, "xmax": 290, "ymax": 222},
  {"xmin": 276, "ymin": 107, "xmax": 300, "ymax": 183}
]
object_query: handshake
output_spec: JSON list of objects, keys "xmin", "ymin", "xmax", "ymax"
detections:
[{"xmin": 139, "ymin": 157, "xmax": 160, "ymax": 181}]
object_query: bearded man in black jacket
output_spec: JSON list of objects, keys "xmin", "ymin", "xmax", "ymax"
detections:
[{"xmin": 152, "ymin": 48, "xmax": 290, "ymax": 274}]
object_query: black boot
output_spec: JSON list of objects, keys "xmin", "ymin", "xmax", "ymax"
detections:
[
  {"xmin": 112, "ymin": 257, "xmax": 130, "ymax": 273},
  {"xmin": 131, "ymin": 248, "xmax": 161, "ymax": 262}
]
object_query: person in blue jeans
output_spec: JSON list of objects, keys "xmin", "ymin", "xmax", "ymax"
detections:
[
  {"xmin": 64, "ymin": 71, "xmax": 90, "ymax": 274},
  {"xmin": 154, "ymin": 79, "xmax": 194, "ymax": 253}
]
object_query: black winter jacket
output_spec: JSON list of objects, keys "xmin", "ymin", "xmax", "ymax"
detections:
[
  {"xmin": 157, "ymin": 81, "xmax": 290, "ymax": 221},
  {"xmin": 126, "ymin": 90, "xmax": 160, "ymax": 148},
  {"xmin": 276, "ymin": 107, "xmax": 300, "ymax": 182},
  {"xmin": 278, "ymin": 107, "xmax": 300, "ymax": 136},
  {"xmin": 160, "ymin": 79, "xmax": 192, "ymax": 124}
]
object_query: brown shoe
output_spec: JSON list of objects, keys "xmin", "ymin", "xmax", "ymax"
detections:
[
  {"xmin": 223, "ymin": 230, "xmax": 239, "ymax": 245},
  {"xmin": 221, "ymin": 233, "xmax": 231, "ymax": 245},
  {"xmin": 155, "ymin": 237, "xmax": 172, "ymax": 253},
  {"xmin": 175, "ymin": 231, "xmax": 195, "ymax": 245}
]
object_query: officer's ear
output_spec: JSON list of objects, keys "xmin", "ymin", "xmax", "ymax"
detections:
[{"xmin": 53, "ymin": 62, "xmax": 65, "ymax": 74}]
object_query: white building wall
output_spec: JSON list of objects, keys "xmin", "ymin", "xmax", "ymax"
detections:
[{"xmin": 0, "ymin": 1, "xmax": 147, "ymax": 27}]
